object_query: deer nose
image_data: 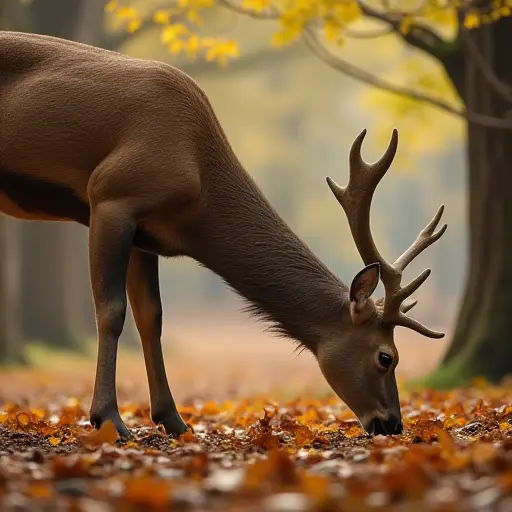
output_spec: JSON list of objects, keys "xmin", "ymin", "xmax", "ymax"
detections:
[{"xmin": 370, "ymin": 416, "xmax": 403, "ymax": 436}]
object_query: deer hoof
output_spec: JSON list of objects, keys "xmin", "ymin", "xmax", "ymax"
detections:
[{"xmin": 152, "ymin": 411, "xmax": 188, "ymax": 438}]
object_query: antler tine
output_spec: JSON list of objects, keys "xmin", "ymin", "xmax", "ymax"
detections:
[
  {"xmin": 380, "ymin": 206, "xmax": 447, "ymax": 331},
  {"xmin": 393, "ymin": 205, "xmax": 447, "ymax": 272},
  {"xmin": 326, "ymin": 129, "xmax": 401, "ymax": 276},
  {"xmin": 348, "ymin": 129, "xmax": 369, "ymax": 172},
  {"xmin": 329, "ymin": 128, "xmax": 446, "ymax": 339},
  {"xmin": 325, "ymin": 129, "xmax": 371, "ymax": 208},
  {"xmin": 400, "ymin": 299, "xmax": 418, "ymax": 314},
  {"xmin": 396, "ymin": 312, "xmax": 445, "ymax": 339},
  {"xmin": 369, "ymin": 128, "xmax": 399, "ymax": 176},
  {"xmin": 348, "ymin": 128, "xmax": 399, "ymax": 188},
  {"xmin": 381, "ymin": 206, "xmax": 447, "ymax": 336},
  {"xmin": 325, "ymin": 176, "xmax": 346, "ymax": 206},
  {"xmin": 384, "ymin": 269, "xmax": 431, "ymax": 317}
]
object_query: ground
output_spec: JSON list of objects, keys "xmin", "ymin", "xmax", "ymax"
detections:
[{"xmin": 1, "ymin": 312, "xmax": 511, "ymax": 511}]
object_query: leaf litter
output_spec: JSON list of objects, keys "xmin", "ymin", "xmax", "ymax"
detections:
[{"xmin": 0, "ymin": 383, "xmax": 511, "ymax": 511}]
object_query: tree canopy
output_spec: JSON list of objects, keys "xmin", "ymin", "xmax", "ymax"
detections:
[
  {"xmin": 106, "ymin": 0, "xmax": 511, "ymax": 155},
  {"xmin": 107, "ymin": 1, "xmax": 510, "ymax": 68}
]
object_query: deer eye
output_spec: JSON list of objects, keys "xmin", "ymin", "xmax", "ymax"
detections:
[{"xmin": 377, "ymin": 352, "xmax": 393, "ymax": 370}]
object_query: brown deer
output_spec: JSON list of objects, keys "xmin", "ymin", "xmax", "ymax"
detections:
[{"xmin": 0, "ymin": 31, "xmax": 446, "ymax": 439}]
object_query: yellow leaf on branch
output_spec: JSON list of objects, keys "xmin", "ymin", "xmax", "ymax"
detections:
[
  {"xmin": 241, "ymin": 0, "xmax": 271, "ymax": 12},
  {"xmin": 161, "ymin": 24, "xmax": 189, "ymax": 44},
  {"xmin": 105, "ymin": 0, "xmax": 118, "ymax": 13},
  {"xmin": 399, "ymin": 16, "xmax": 413, "ymax": 35},
  {"xmin": 323, "ymin": 19, "xmax": 342, "ymax": 42},
  {"xmin": 332, "ymin": 1, "xmax": 361, "ymax": 24},
  {"xmin": 464, "ymin": 11, "xmax": 481, "ymax": 29},
  {"xmin": 153, "ymin": 10, "xmax": 171, "ymax": 25},
  {"xmin": 116, "ymin": 6, "xmax": 138, "ymax": 20},
  {"xmin": 168, "ymin": 39, "xmax": 183, "ymax": 55},
  {"xmin": 127, "ymin": 19, "xmax": 141, "ymax": 33}
]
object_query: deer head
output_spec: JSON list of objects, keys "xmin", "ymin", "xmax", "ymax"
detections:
[{"xmin": 315, "ymin": 128, "xmax": 447, "ymax": 436}]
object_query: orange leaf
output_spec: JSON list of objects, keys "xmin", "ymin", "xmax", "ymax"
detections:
[
  {"xmin": 345, "ymin": 425, "xmax": 364, "ymax": 438},
  {"xmin": 253, "ymin": 431, "xmax": 280, "ymax": 450},
  {"xmin": 202, "ymin": 401, "xmax": 222, "ymax": 415},
  {"xmin": 499, "ymin": 469, "xmax": 512, "ymax": 492},
  {"xmin": 16, "ymin": 412, "xmax": 31, "ymax": 429},
  {"xmin": 30, "ymin": 407, "xmax": 46, "ymax": 419},
  {"xmin": 295, "ymin": 425, "xmax": 316, "ymax": 446},
  {"xmin": 244, "ymin": 449, "xmax": 297, "ymax": 490},
  {"xmin": 299, "ymin": 471, "xmax": 329, "ymax": 501},
  {"xmin": 184, "ymin": 452, "xmax": 209, "ymax": 480},
  {"xmin": 57, "ymin": 412, "xmax": 78, "ymax": 427},
  {"xmin": 443, "ymin": 415, "xmax": 468, "ymax": 429},
  {"xmin": 25, "ymin": 483, "xmax": 53, "ymax": 500},
  {"xmin": 435, "ymin": 428, "xmax": 455, "ymax": 455},
  {"xmin": 297, "ymin": 408, "xmax": 320, "ymax": 424},
  {"xmin": 471, "ymin": 442, "xmax": 497, "ymax": 469},
  {"xmin": 52, "ymin": 456, "xmax": 94, "ymax": 478},
  {"xmin": 123, "ymin": 476, "xmax": 172, "ymax": 508},
  {"xmin": 178, "ymin": 429, "xmax": 197, "ymax": 443},
  {"xmin": 80, "ymin": 420, "xmax": 119, "ymax": 447}
]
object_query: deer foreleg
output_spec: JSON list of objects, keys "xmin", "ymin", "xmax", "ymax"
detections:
[
  {"xmin": 88, "ymin": 201, "xmax": 135, "ymax": 439},
  {"xmin": 126, "ymin": 249, "xmax": 188, "ymax": 437}
]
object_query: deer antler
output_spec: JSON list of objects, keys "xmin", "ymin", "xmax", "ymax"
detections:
[{"xmin": 326, "ymin": 129, "xmax": 447, "ymax": 339}]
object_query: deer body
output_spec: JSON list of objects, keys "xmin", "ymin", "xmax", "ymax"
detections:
[{"xmin": 1, "ymin": 31, "xmax": 446, "ymax": 439}]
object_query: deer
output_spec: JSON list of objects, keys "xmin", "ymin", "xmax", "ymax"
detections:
[{"xmin": 0, "ymin": 31, "xmax": 447, "ymax": 439}]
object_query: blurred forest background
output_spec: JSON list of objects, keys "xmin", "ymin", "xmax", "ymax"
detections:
[{"xmin": 1, "ymin": 0, "xmax": 509, "ymax": 398}]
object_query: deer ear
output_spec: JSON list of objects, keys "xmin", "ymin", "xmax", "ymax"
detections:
[{"xmin": 349, "ymin": 263, "xmax": 380, "ymax": 324}]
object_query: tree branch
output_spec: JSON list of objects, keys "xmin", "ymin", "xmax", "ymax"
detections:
[
  {"xmin": 101, "ymin": 0, "xmax": 182, "ymax": 51},
  {"xmin": 358, "ymin": 1, "xmax": 454, "ymax": 62},
  {"xmin": 344, "ymin": 26, "xmax": 392, "ymax": 39},
  {"xmin": 218, "ymin": 0, "xmax": 278, "ymax": 19},
  {"xmin": 303, "ymin": 28, "xmax": 512, "ymax": 129},
  {"xmin": 180, "ymin": 43, "xmax": 301, "ymax": 77},
  {"xmin": 218, "ymin": 0, "xmax": 455, "ymax": 61},
  {"xmin": 101, "ymin": 17, "xmax": 155, "ymax": 51},
  {"xmin": 219, "ymin": 0, "xmax": 512, "ymax": 128}
]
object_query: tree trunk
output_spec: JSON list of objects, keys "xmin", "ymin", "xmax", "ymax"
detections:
[
  {"xmin": 428, "ymin": 18, "xmax": 512, "ymax": 386},
  {"xmin": 0, "ymin": 218, "xmax": 25, "ymax": 364}
]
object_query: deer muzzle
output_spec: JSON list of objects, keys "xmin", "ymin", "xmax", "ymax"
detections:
[{"xmin": 367, "ymin": 415, "xmax": 403, "ymax": 436}]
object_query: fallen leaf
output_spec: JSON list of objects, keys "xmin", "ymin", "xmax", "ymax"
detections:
[
  {"xmin": 344, "ymin": 425, "xmax": 364, "ymax": 439},
  {"xmin": 25, "ymin": 483, "xmax": 54, "ymax": 500},
  {"xmin": 16, "ymin": 412, "xmax": 32, "ymax": 430},
  {"xmin": 299, "ymin": 471, "xmax": 329, "ymax": 502},
  {"xmin": 80, "ymin": 420, "xmax": 119, "ymax": 447},
  {"xmin": 471, "ymin": 442, "xmax": 497, "ymax": 471},
  {"xmin": 253, "ymin": 431, "xmax": 280, "ymax": 450},
  {"xmin": 0, "ymin": 373, "xmax": 511, "ymax": 511},
  {"xmin": 123, "ymin": 476, "xmax": 172, "ymax": 508},
  {"xmin": 178, "ymin": 429, "xmax": 197, "ymax": 443},
  {"xmin": 52, "ymin": 456, "xmax": 94, "ymax": 479},
  {"xmin": 202, "ymin": 401, "xmax": 222, "ymax": 415}
]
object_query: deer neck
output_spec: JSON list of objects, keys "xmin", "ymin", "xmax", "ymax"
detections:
[{"xmin": 185, "ymin": 161, "xmax": 349, "ymax": 351}]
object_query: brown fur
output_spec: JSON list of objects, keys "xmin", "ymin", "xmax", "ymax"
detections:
[{"xmin": 0, "ymin": 31, "xmax": 445, "ymax": 438}]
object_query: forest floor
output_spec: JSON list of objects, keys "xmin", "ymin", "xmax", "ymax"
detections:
[{"xmin": 0, "ymin": 314, "xmax": 511, "ymax": 511}]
